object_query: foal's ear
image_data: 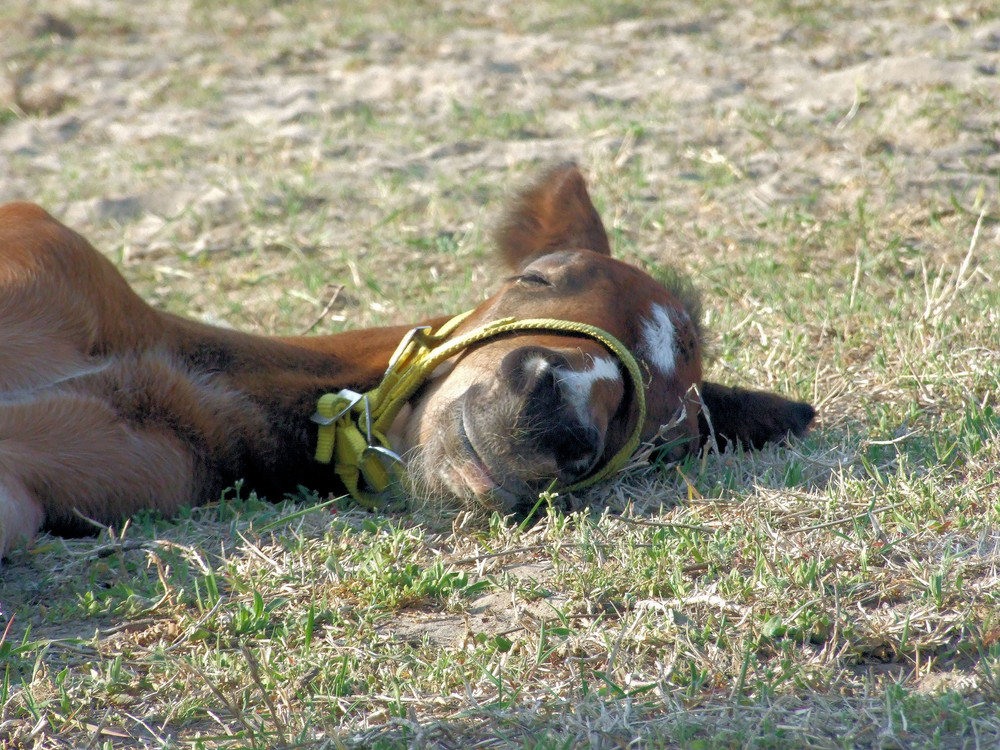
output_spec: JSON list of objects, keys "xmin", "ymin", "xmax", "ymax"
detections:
[
  {"xmin": 698, "ymin": 382, "xmax": 816, "ymax": 452},
  {"xmin": 495, "ymin": 162, "xmax": 611, "ymax": 269}
]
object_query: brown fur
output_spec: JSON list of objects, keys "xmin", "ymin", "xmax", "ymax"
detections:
[
  {"xmin": 495, "ymin": 162, "xmax": 612, "ymax": 264},
  {"xmin": 0, "ymin": 166, "xmax": 814, "ymax": 558}
]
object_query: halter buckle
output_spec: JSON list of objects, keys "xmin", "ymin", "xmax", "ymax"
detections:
[
  {"xmin": 362, "ymin": 444, "xmax": 405, "ymax": 466},
  {"xmin": 383, "ymin": 325, "xmax": 432, "ymax": 377},
  {"xmin": 309, "ymin": 389, "xmax": 364, "ymax": 425}
]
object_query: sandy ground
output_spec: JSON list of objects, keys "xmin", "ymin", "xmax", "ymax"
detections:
[{"xmin": 3, "ymin": 3, "xmax": 997, "ymax": 273}]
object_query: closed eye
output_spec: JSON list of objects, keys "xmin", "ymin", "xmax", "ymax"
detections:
[{"xmin": 514, "ymin": 272, "xmax": 552, "ymax": 287}]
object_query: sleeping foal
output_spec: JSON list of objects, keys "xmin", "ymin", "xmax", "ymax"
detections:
[{"xmin": 0, "ymin": 164, "xmax": 814, "ymax": 556}]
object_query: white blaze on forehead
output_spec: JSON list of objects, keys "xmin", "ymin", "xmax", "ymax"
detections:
[
  {"xmin": 558, "ymin": 356, "xmax": 621, "ymax": 395},
  {"xmin": 528, "ymin": 354, "xmax": 621, "ymax": 425},
  {"xmin": 641, "ymin": 303, "xmax": 680, "ymax": 377}
]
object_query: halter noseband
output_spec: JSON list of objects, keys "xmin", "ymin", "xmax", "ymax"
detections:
[{"xmin": 312, "ymin": 311, "xmax": 647, "ymax": 507}]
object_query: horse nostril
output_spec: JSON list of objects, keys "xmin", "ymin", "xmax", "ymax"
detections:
[
  {"xmin": 501, "ymin": 347, "xmax": 568, "ymax": 399},
  {"xmin": 498, "ymin": 345, "xmax": 606, "ymax": 480},
  {"xmin": 523, "ymin": 357, "xmax": 560, "ymax": 404}
]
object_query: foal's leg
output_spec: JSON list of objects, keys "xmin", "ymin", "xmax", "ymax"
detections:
[
  {"xmin": 0, "ymin": 393, "xmax": 197, "ymax": 557},
  {"xmin": 699, "ymin": 381, "xmax": 815, "ymax": 451}
]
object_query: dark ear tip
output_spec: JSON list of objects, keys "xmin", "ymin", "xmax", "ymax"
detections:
[
  {"xmin": 549, "ymin": 160, "xmax": 582, "ymax": 177},
  {"xmin": 790, "ymin": 401, "xmax": 816, "ymax": 435}
]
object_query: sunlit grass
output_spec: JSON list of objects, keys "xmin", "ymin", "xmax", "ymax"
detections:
[{"xmin": 2, "ymin": 0, "xmax": 1000, "ymax": 747}]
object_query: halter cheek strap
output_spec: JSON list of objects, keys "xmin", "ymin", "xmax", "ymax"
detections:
[{"xmin": 312, "ymin": 311, "xmax": 647, "ymax": 507}]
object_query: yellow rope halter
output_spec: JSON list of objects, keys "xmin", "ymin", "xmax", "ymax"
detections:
[{"xmin": 312, "ymin": 311, "xmax": 647, "ymax": 507}]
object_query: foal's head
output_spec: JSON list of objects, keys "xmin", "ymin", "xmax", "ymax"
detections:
[{"xmin": 393, "ymin": 164, "xmax": 704, "ymax": 512}]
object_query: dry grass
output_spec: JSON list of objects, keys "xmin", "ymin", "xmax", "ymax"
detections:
[{"xmin": 2, "ymin": 0, "xmax": 1000, "ymax": 747}]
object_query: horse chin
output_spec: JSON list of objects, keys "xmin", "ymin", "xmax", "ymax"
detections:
[{"xmin": 401, "ymin": 443, "xmax": 523, "ymax": 518}]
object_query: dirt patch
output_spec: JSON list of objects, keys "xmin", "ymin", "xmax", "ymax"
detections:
[
  {"xmin": 383, "ymin": 559, "xmax": 565, "ymax": 647},
  {"xmin": 2, "ymin": 3, "xmax": 997, "ymax": 274}
]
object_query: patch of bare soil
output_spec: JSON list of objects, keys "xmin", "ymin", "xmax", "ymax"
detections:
[
  {"xmin": 2, "ymin": 2, "xmax": 996, "ymax": 264},
  {"xmin": 384, "ymin": 560, "xmax": 563, "ymax": 648}
]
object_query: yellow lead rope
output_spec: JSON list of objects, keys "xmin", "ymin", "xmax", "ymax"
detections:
[{"xmin": 313, "ymin": 312, "xmax": 647, "ymax": 506}]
